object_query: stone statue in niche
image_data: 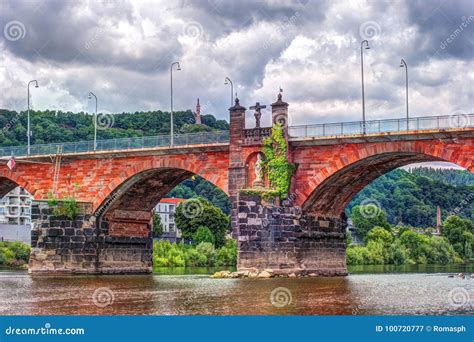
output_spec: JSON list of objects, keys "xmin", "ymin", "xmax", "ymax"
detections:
[{"xmin": 253, "ymin": 153, "xmax": 264, "ymax": 188}]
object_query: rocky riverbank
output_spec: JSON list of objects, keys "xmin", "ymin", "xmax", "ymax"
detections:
[{"xmin": 211, "ymin": 268, "xmax": 320, "ymax": 279}]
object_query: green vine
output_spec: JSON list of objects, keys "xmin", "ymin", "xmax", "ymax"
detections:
[
  {"xmin": 47, "ymin": 183, "xmax": 80, "ymax": 220},
  {"xmin": 262, "ymin": 123, "xmax": 296, "ymax": 199},
  {"xmin": 241, "ymin": 188, "xmax": 281, "ymax": 201}
]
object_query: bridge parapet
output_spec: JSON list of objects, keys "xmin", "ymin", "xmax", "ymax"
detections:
[
  {"xmin": 289, "ymin": 113, "xmax": 473, "ymax": 139},
  {"xmin": 243, "ymin": 127, "xmax": 272, "ymax": 145}
]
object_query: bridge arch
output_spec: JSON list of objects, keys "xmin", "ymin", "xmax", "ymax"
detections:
[
  {"xmin": 298, "ymin": 140, "xmax": 474, "ymax": 216},
  {"xmin": 93, "ymin": 157, "xmax": 229, "ymax": 216},
  {"xmin": 0, "ymin": 169, "xmax": 38, "ymax": 198}
]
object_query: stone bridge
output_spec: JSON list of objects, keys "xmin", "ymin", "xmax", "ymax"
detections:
[{"xmin": 1, "ymin": 94, "xmax": 472, "ymax": 275}]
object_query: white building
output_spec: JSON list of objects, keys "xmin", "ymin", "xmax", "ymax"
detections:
[
  {"xmin": 0, "ymin": 187, "xmax": 32, "ymax": 225},
  {"xmin": 0, "ymin": 186, "xmax": 32, "ymax": 243},
  {"xmin": 154, "ymin": 198, "xmax": 185, "ymax": 241}
]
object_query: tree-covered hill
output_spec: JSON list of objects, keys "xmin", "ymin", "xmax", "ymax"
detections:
[
  {"xmin": 0, "ymin": 109, "xmax": 229, "ymax": 146},
  {"xmin": 408, "ymin": 166, "xmax": 474, "ymax": 186},
  {"xmin": 167, "ymin": 176, "xmax": 231, "ymax": 215},
  {"xmin": 347, "ymin": 168, "xmax": 474, "ymax": 228}
]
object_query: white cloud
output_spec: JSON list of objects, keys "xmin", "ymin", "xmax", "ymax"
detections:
[{"xmin": 0, "ymin": 0, "xmax": 472, "ymax": 126}]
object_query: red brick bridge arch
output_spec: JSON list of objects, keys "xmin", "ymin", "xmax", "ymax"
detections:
[
  {"xmin": 89, "ymin": 155, "xmax": 229, "ymax": 238},
  {"xmin": 0, "ymin": 169, "xmax": 38, "ymax": 198},
  {"xmin": 294, "ymin": 139, "xmax": 474, "ymax": 216},
  {"xmin": 93, "ymin": 156, "xmax": 229, "ymax": 216}
]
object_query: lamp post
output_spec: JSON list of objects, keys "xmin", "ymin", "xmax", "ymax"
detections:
[
  {"xmin": 170, "ymin": 61, "xmax": 181, "ymax": 147},
  {"xmin": 399, "ymin": 58, "xmax": 409, "ymax": 131},
  {"xmin": 224, "ymin": 77, "xmax": 234, "ymax": 106},
  {"xmin": 360, "ymin": 40, "xmax": 370, "ymax": 134},
  {"xmin": 27, "ymin": 80, "xmax": 39, "ymax": 155},
  {"xmin": 88, "ymin": 92, "xmax": 98, "ymax": 150}
]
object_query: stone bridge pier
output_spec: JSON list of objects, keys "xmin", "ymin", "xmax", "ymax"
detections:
[
  {"xmin": 228, "ymin": 95, "xmax": 347, "ymax": 276},
  {"xmin": 29, "ymin": 202, "xmax": 153, "ymax": 274},
  {"xmin": 236, "ymin": 194, "xmax": 348, "ymax": 276}
]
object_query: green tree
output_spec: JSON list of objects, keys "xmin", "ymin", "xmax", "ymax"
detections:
[
  {"xmin": 193, "ymin": 226, "xmax": 215, "ymax": 246},
  {"xmin": 399, "ymin": 230, "xmax": 430, "ymax": 263},
  {"xmin": 366, "ymin": 226, "xmax": 394, "ymax": 247},
  {"xmin": 152, "ymin": 210, "xmax": 164, "ymax": 237},
  {"xmin": 175, "ymin": 197, "xmax": 230, "ymax": 247},
  {"xmin": 351, "ymin": 205, "xmax": 391, "ymax": 240},
  {"xmin": 443, "ymin": 215, "xmax": 474, "ymax": 260},
  {"xmin": 216, "ymin": 239, "xmax": 238, "ymax": 267},
  {"xmin": 196, "ymin": 242, "xmax": 216, "ymax": 266}
]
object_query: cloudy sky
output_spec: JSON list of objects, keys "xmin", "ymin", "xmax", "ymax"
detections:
[{"xmin": 0, "ymin": 0, "xmax": 473, "ymax": 128}]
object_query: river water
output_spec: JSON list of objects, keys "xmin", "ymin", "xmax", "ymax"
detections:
[{"xmin": 0, "ymin": 264, "xmax": 472, "ymax": 315}]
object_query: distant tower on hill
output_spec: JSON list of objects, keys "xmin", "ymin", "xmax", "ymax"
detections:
[
  {"xmin": 436, "ymin": 205, "xmax": 442, "ymax": 235},
  {"xmin": 195, "ymin": 98, "xmax": 201, "ymax": 125}
]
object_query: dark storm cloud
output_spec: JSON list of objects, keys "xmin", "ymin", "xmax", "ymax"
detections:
[
  {"xmin": 1, "ymin": 0, "xmax": 182, "ymax": 72},
  {"xmin": 0, "ymin": 0, "xmax": 472, "ymax": 123},
  {"xmin": 406, "ymin": 0, "xmax": 474, "ymax": 61}
]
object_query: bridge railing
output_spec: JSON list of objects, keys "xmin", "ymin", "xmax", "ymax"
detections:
[
  {"xmin": 288, "ymin": 114, "xmax": 474, "ymax": 139},
  {"xmin": 0, "ymin": 130, "xmax": 230, "ymax": 157}
]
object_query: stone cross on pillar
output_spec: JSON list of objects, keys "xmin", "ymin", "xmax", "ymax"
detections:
[{"xmin": 250, "ymin": 102, "xmax": 266, "ymax": 128}]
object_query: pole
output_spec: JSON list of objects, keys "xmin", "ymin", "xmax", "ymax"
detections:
[
  {"xmin": 27, "ymin": 80, "xmax": 38, "ymax": 155},
  {"xmin": 95, "ymin": 96, "xmax": 98, "ymax": 150},
  {"xmin": 225, "ymin": 77, "xmax": 234, "ymax": 106},
  {"xmin": 170, "ymin": 62, "xmax": 180, "ymax": 147},
  {"xmin": 27, "ymin": 84, "xmax": 30, "ymax": 155},
  {"xmin": 403, "ymin": 59, "xmax": 409, "ymax": 130},
  {"xmin": 360, "ymin": 40, "xmax": 369, "ymax": 134},
  {"xmin": 170, "ymin": 65, "xmax": 174, "ymax": 147}
]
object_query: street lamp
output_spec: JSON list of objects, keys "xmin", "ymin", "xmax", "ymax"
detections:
[
  {"xmin": 360, "ymin": 40, "xmax": 370, "ymax": 134},
  {"xmin": 399, "ymin": 58, "xmax": 409, "ymax": 131},
  {"xmin": 88, "ymin": 92, "xmax": 98, "ymax": 150},
  {"xmin": 224, "ymin": 77, "xmax": 234, "ymax": 106},
  {"xmin": 170, "ymin": 61, "xmax": 181, "ymax": 147},
  {"xmin": 27, "ymin": 80, "xmax": 39, "ymax": 155}
]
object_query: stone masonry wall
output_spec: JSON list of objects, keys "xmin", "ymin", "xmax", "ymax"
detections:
[
  {"xmin": 237, "ymin": 194, "xmax": 347, "ymax": 276},
  {"xmin": 29, "ymin": 202, "xmax": 152, "ymax": 274}
]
